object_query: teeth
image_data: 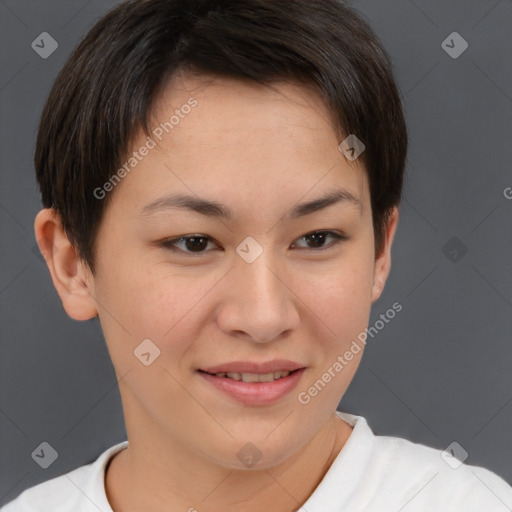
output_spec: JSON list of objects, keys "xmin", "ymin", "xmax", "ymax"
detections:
[{"xmin": 215, "ymin": 371, "xmax": 291, "ymax": 382}]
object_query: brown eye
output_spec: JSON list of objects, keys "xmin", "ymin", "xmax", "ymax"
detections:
[
  {"xmin": 160, "ymin": 235, "xmax": 218, "ymax": 254},
  {"xmin": 291, "ymin": 231, "xmax": 348, "ymax": 251},
  {"xmin": 159, "ymin": 230, "xmax": 348, "ymax": 256}
]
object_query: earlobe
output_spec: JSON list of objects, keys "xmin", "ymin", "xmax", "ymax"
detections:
[
  {"xmin": 34, "ymin": 208, "xmax": 98, "ymax": 321},
  {"xmin": 371, "ymin": 207, "xmax": 399, "ymax": 303}
]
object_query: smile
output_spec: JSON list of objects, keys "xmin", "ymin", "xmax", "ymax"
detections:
[
  {"xmin": 197, "ymin": 368, "xmax": 306, "ymax": 406},
  {"xmin": 200, "ymin": 370, "xmax": 293, "ymax": 382}
]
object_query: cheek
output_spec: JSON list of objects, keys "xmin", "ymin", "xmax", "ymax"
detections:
[
  {"xmin": 118, "ymin": 267, "xmax": 218, "ymax": 352},
  {"xmin": 298, "ymin": 258, "xmax": 374, "ymax": 341},
  {"xmin": 293, "ymin": 264, "xmax": 372, "ymax": 408}
]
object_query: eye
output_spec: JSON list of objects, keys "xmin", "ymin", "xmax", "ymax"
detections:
[
  {"xmin": 158, "ymin": 230, "xmax": 348, "ymax": 255},
  {"xmin": 291, "ymin": 230, "xmax": 349, "ymax": 251},
  {"xmin": 159, "ymin": 235, "xmax": 219, "ymax": 254}
]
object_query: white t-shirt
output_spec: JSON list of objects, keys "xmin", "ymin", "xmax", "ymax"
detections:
[{"xmin": 2, "ymin": 411, "xmax": 512, "ymax": 511}]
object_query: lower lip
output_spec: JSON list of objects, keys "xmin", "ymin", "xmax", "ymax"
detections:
[{"xmin": 198, "ymin": 368, "xmax": 306, "ymax": 406}]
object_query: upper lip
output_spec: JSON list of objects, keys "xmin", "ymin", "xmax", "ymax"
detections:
[{"xmin": 199, "ymin": 359, "xmax": 305, "ymax": 374}]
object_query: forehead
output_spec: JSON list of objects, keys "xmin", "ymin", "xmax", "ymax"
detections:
[
  {"xmin": 154, "ymin": 71, "xmax": 335, "ymax": 128},
  {"xmin": 113, "ymin": 72, "xmax": 369, "ymax": 219}
]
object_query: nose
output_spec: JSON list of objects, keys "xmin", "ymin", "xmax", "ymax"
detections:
[{"xmin": 216, "ymin": 247, "xmax": 300, "ymax": 344}]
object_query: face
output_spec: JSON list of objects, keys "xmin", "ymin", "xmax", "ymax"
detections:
[{"xmin": 37, "ymin": 72, "xmax": 397, "ymax": 470}]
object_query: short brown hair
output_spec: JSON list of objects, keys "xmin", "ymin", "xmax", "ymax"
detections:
[{"xmin": 35, "ymin": 0, "xmax": 408, "ymax": 274}]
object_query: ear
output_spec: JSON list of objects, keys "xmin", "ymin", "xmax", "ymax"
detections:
[
  {"xmin": 370, "ymin": 207, "xmax": 399, "ymax": 303},
  {"xmin": 34, "ymin": 208, "xmax": 98, "ymax": 321}
]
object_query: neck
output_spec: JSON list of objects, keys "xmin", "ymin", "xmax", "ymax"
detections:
[{"xmin": 105, "ymin": 412, "xmax": 352, "ymax": 512}]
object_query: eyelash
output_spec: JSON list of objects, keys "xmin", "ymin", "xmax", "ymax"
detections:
[{"xmin": 158, "ymin": 230, "xmax": 349, "ymax": 255}]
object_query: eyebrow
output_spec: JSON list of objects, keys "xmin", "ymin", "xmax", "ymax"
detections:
[{"xmin": 139, "ymin": 188, "xmax": 362, "ymax": 220}]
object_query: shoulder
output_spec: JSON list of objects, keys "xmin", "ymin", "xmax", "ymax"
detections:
[
  {"xmin": 1, "ymin": 465, "xmax": 92, "ymax": 512},
  {"xmin": 372, "ymin": 432, "xmax": 512, "ymax": 510},
  {"xmin": 1, "ymin": 441, "xmax": 128, "ymax": 512},
  {"xmin": 337, "ymin": 412, "xmax": 512, "ymax": 511}
]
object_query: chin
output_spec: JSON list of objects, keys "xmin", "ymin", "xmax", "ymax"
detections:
[{"xmin": 203, "ymin": 434, "xmax": 303, "ymax": 472}]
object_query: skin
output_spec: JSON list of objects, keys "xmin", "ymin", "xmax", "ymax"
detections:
[{"xmin": 35, "ymin": 71, "xmax": 398, "ymax": 512}]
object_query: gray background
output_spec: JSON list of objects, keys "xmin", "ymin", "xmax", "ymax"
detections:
[{"xmin": 1, "ymin": 0, "xmax": 511, "ymax": 506}]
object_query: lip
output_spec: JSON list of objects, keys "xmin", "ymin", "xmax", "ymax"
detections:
[
  {"xmin": 199, "ymin": 359, "xmax": 305, "ymax": 374},
  {"xmin": 198, "ymin": 367, "xmax": 306, "ymax": 406}
]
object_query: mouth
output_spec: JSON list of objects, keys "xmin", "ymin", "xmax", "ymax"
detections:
[
  {"xmin": 196, "ymin": 364, "xmax": 307, "ymax": 406},
  {"xmin": 197, "ymin": 368, "xmax": 302, "ymax": 382},
  {"xmin": 198, "ymin": 359, "xmax": 305, "ymax": 375}
]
